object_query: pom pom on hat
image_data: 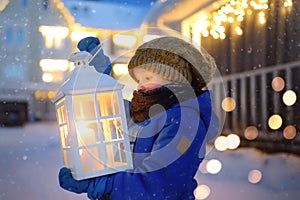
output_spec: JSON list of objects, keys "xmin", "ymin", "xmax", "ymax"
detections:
[{"xmin": 128, "ymin": 36, "xmax": 216, "ymax": 89}]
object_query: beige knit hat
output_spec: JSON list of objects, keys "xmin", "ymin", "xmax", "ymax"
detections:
[{"xmin": 128, "ymin": 36, "xmax": 217, "ymax": 89}]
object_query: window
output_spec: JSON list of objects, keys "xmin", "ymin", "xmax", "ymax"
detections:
[
  {"xmin": 39, "ymin": 25, "xmax": 69, "ymax": 49},
  {"xmin": 4, "ymin": 27, "xmax": 26, "ymax": 46},
  {"xmin": 4, "ymin": 64, "xmax": 25, "ymax": 81},
  {"xmin": 22, "ymin": 0, "xmax": 28, "ymax": 8},
  {"xmin": 17, "ymin": 29, "xmax": 25, "ymax": 45},
  {"xmin": 5, "ymin": 28, "xmax": 13, "ymax": 45}
]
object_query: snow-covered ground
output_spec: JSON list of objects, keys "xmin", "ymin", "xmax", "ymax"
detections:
[
  {"xmin": 195, "ymin": 148, "xmax": 300, "ymax": 200},
  {"xmin": 0, "ymin": 122, "xmax": 299, "ymax": 200}
]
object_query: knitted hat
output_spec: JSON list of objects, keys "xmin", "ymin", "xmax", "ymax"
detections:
[{"xmin": 128, "ymin": 36, "xmax": 216, "ymax": 89}]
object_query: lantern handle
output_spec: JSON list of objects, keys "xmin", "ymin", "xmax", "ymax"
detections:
[{"xmin": 88, "ymin": 44, "xmax": 103, "ymax": 65}]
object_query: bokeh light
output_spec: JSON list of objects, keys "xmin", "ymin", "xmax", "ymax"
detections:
[
  {"xmin": 248, "ymin": 169, "xmax": 262, "ymax": 184},
  {"xmin": 283, "ymin": 125, "xmax": 297, "ymax": 140},
  {"xmin": 226, "ymin": 134, "xmax": 240, "ymax": 150},
  {"xmin": 271, "ymin": 76, "xmax": 285, "ymax": 92},
  {"xmin": 214, "ymin": 136, "xmax": 227, "ymax": 151},
  {"xmin": 194, "ymin": 185, "xmax": 211, "ymax": 200},
  {"xmin": 206, "ymin": 159, "xmax": 222, "ymax": 174},
  {"xmin": 113, "ymin": 63, "xmax": 128, "ymax": 77},
  {"xmin": 34, "ymin": 91, "xmax": 42, "ymax": 99},
  {"xmin": 221, "ymin": 97, "xmax": 236, "ymax": 112},
  {"xmin": 215, "ymin": 134, "xmax": 241, "ymax": 151},
  {"xmin": 268, "ymin": 114, "xmax": 283, "ymax": 130},
  {"xmin": 47, "ymin": 91, "xmax": 56, "ymax": 99},
  {"xmin": 42, "ymin": 72, "xmax": 53, "ymax": 83},
  {"xmin": 244, "ymin": 126, "xmax": 259, "ymax": 140},
  {"xmin": 282, "ymin": 90, "xmax": 297, "ymax": 106}
]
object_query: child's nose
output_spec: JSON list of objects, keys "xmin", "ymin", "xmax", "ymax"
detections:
[
  {"xmin": 137, "ymin": 83, "xmax": 145, "ymax": 90},
  {"xmin": 137, "ymin": 79, "xmax": 146, "ymax": 90}
]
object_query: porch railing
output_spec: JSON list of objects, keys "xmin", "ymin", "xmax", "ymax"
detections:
[{"xmin": 210, "ymin": 61, "xmax": 300, "ymax": 155}]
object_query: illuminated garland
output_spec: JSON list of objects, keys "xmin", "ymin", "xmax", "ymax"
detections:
[{"xmin": 190, "ymin": 0, "xmax": 293, "ymax": 40}]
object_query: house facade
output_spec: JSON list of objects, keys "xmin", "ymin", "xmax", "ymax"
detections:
[
  {"xmin": 0, "ymin": 0, "xmax": 156, "ymax": 125},
  {"xmin": 0, "ymin": 0, "xmax": 76, "ymax": 124}
]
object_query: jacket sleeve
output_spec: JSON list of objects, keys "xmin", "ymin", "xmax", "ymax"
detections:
[{"xmin": 99, "ymin": 107, "xmax": 207, "ymax": 199}]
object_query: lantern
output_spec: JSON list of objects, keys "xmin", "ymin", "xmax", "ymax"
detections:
[{"xmin": 52, "ymin": 51, "xmax": 133, "ymax": 180}]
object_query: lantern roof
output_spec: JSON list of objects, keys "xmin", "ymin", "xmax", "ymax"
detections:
[{"xmin": 52, "ymin": 64, "xmax": 124, "ymax": 103}]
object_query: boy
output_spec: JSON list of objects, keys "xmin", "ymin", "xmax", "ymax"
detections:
[{"xmin": 59, "ymin": 36, "xmax": 219, "ymax": 199}]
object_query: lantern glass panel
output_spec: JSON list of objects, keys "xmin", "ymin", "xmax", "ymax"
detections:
[
  {"xmin": 59, "ymin": 125, "xmax": 70, "ymax": 147},
  {"xmin": 62, "ymin": 150, "xmax": 69, "ymax": 167},
  {"xmin": 73, "ymin": 94, "xmax": 96, "ymax": 120},
  {"xmin": 57, "ymin": 108, "xmax": 62, "ymax": 124},
  {"xmin": 76, "ymin": 120, "xmax": 100, "ymax": 147},
  {"xmin": 105, "ymin": 142, "xmax": 127, "ymax": 168},
  {"xmin": 55, "ymin": 99, "xmax": 72, "ymax": 168},
  {"xmin": 56, "ymin": 102, "xmax": 70, "ymax": 148},
  {"xmin": 100, "ymin": 118, "xmax": 124, "ymax": 142},
  {"xmin": 80, "ymin": 147, "xmax": 105, "ymax": 173},
  {"xmin": 57, "ymin": 104, "xmax": 67, "ymax": 124},
  {"xmin": 97, "ymin": 92, "xmax": 120, "ymax": 116}
]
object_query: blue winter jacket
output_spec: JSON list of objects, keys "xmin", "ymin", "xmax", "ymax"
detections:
[{"xmin": 89, "ymin": 90, "xmax": 219, "ymax": 199}]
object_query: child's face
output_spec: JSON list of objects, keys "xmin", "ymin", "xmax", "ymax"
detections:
[{"xmin": 132, "ymin": 67, "xmax": 172, "ymax": 91}]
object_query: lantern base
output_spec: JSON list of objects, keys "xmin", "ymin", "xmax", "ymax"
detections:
[{"xmin": 71, "ymin": 164, "xmax": 133, "ymax": 180}]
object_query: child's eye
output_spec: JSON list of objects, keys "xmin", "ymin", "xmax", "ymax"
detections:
[{"xmin": 145, "ymin": 76, "xmax": 151, "ymax": 81}]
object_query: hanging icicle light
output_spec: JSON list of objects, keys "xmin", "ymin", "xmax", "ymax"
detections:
[
  {"xmin": 258, "ymin": 11, "xmax": 266, "ymax": 24},
  {"xmin": 284, "ymin": 0, "xmax": 293, "ymax": 8},
  {"xmin": 183, "ymin": 0, "xmax": 274, "ymax": 40},
  {"xmin": 235, "ymin": 26, "xmax": 243, "ymax": 35}
]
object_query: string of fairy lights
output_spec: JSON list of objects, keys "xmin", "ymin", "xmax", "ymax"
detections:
[{"xmin": 189, "ymin": 0, "xmax": 293, "ymax": 41}]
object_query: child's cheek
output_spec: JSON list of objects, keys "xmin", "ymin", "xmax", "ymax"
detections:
[{"xmin": 143, "ymin": 83, "xmax": 162, "ymax": 90}]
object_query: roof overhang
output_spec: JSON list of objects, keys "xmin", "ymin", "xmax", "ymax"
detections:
[{"xmin": 143, "ymin": 0, "xmax": 221, "ymax": 31}]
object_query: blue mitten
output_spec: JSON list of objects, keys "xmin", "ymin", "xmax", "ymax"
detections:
[
  {"xmin": 77, "ymin": 37, "xmax": 112, "ymax": 75},
  {"xmin": 58, "ymin": 167, "xmax": 90, "ymax": 194},
  {"xmin": 87, "ymin": 176, "xmax": 109, "ymax": 199},
  {"xmin": 77, "ymin": 37, "xmax": 100, "ymax": 52}
]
